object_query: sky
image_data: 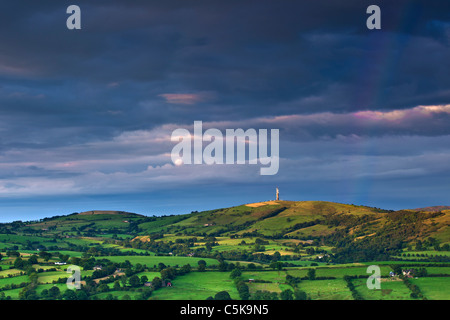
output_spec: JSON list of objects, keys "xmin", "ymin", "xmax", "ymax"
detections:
[{"xmin": 0, "ymin": 0, "xmax": 449, "ymax": 222}]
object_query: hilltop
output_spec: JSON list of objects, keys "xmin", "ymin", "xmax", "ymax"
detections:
[
  {"xmin": 77, "ymin": 210, "xmax": 142, "ymax": 216},
  {"xmin": 410, "ymin": 206, "xmax": 450, "ymax": 212},
  {"xmin": 0, "ymin": 199, "xmax": 449, "ymax": 274},
  {"xmin": 4, "ymin": 200, "xmax": 446, "ymax": 253}
]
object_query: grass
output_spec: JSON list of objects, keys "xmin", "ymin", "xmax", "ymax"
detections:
[
  {"xmin": 38, "ymin": 271, "xmax": 70, "ymax": 284},
  {"xmin": 281, "ymin": 260, "xmax": 328, "ymax": 267},
  {"xmin": 101, "ymin": 244, "xmax": 155, "ymax": 255},
  {"xmin": 48, "ymin": 250, "xmax": 84, "ymax": 257},
  {"xmin": 134, "ymin": 271, "xmax": 161, "ymax": 280},
  {"xmin": 104, "ymin": 255, "xmax": 218, "ymax": 268},
  {"xmin": 286, "ymin": 224, "xmax": 339, "ymax": 238},
  {"xmin": 242, "ymin": 270, "xmax": 288, "ymax": 283},
  {"xmin": 0, "ymin": 274, "xmax": 30, "ymax": 288},
  {"xmin": 0, "ymin": 287, "xmax": 23, "ymax": 299},
  {"xmin": 0, "ymin": 268, "xmax": 23, "ymax": 277},
  {"xmin": 150, "ymin": 272, "xmax": 239, "ymax": 300},
  {"xmin": 409, "ymin": 277, "xmax": 450, "ymax": 300},
  {"xmin": 298, "ymin": 279, "xmax": 354, "ymax": 300},
  {"xmin": 285, "ymin": 265, "xmax": 392, "ymax": 279},
  {"xmin": 424, "ymin": 267, "xmax": 450, "ymax": 275},
  {"xmin": 353, "ymin": 278, "xmax": 413, "ymax": 300},
  {"xmin": 248, "ymin": 282, "xmax": 282, "ymax": 293},
  {"xmin": 318, "ymin": 266, "xmax": 392, "ymax": 278}
]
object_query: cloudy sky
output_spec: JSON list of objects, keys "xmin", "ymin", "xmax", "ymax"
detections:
[{"xmin": 0, "ymin": 0, "xmax": 449, "ymax": 221}]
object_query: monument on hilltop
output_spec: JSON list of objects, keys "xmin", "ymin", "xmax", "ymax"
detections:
[{"xmin": 276, "ymin": 187, "xmax": 279, "ymax": 201}]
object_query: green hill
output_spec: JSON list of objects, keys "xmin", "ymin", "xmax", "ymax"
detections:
[
  {"xmin": 2, "ymin": 200, "xmax": 448, "ymax": 262},
  {"xmin": 1, "ymin": 200, "xmax": 449, "ymax": 301},
  {"xmin": 410, "ymin": 206, "xmax": 450, "ymax": 212},
  {"xmin": 7, "ymin": 201, "xmax": 447, "ymax": 243}
]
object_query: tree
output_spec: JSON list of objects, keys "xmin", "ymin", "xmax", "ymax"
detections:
[
  {"xmin": 269, "ymin": 261, "xmax": 283, "ymax": 271},
  {"xmin": 14, "ymin": 257, "xmax": 25, "ymax": 269},
  {"xmin": 219, "ymin": 261, "xmax": 228, "ymax": 272},
  {"xmin": 253, "ymin": 290, "xmax": 278, "ymax": 300},
  {"xmin": 113, "ymin": 280, "xmax": 121, "ymax": 291},
  {"xmin": 63, "ymin": 289, "xmax": 77, "ymax": 300},
  {"xmin": 140, "ymin": 275, "xmax": 149, "ymax": 285},
  {"xmin": 26, "ymin": 267, "xmax": 36, "ymax": 276},
  {"xmin": 41, "ymin": 289, "xmax": 49, "ymax": 299},
  {"xmin": 7, "ymin": 250, "xmax": 20, "ymax": 258},
  {"xmin": 76, "ymin": 290, "xmax": 89, "ymax": 300},
  {"xmin": 161, "ymin": 267, "xmax": 176, "ymax": 280},
  {"xmin": 391, "ymin": 265, "xmax": 402, "ymax": 276},
  {"xmin": 152, "ymin": 277, "xmax": 162, "ymax": 290},
  {"xmin": 19, "ymin": 285, "xmax": 38, "ymax": 300},
  {"xmin": 415, "ymin": 240, "xmax": 423, "ymax": 251},
  {"xmin": 120, "ymin": 275, "xmax": 128, "ymax": 288},
  {"xmin": 198, "ymin": 264, "xmax": 206, "ymax": 272},
  {"xmin": 158, "ymin": 262, "xmax": 167, "ymax": 271},
  {"xmin": 307, "ymin": 268, "xmax": 316, "ymax": 280},
  {"xmin": 28, "ymin": 255, "xmax": 38, "ymax": 265},
  {"xmin": 280, "ymin": 289, "xmax": 294, "ymax": 300},
  {"xmin": 97, "ymin": 283, "xmax": 109, "ymax": 293},
  {"xmin": 214, "ymin": 291, "xmax": 232, "ymax": 300},
  {"xmin": 38, "ymin": 251, "xmax": 52, "ymax": 262},
  {"xmin": 198, "ymin": 260, "xmax": 207, "ymax": 268},
  {"xmin": 247, "ymin": 263, "xmax": 256, "ymax": 270},
  {"xmin": 104, "ymin": 294, "xmax": 117, "ymax": 300},
  {"xmin": 49, "ymin": 286, "xmax": 61, "ymax": 299},
  {"xmin": 272, "ymin": 251, "xmax": 281, "ymax": 261},
  {"xmin": 236, "ymin": 281, "xmax": 250, "ymax": 300},
  {"xmin": 180, "ymin": 264, "xmax": 191, "ymax": 274},
  {"xmin": 230, "ymin": 268, "xmax": 242, "ymax": 279},
  {"xmin": 294, "ymin": 289, "xmax": 307, "ymax": 300},
  {"xmin": 129, "ymin": 275, "xmax": 141, "ymax": 288}
]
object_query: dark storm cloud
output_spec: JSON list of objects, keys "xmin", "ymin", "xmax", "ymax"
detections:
[
  {"xmin": 1, "ymin": 0, "xmax": 449, "ymax": 129},
  {"xmin": 1, "ymin": 0, "xmax": 449, "ymax": 121}
]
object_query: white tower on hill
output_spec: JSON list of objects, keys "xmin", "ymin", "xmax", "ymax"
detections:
[{"xmin": 276, "ymin": 187, "xmax": 279, "ymax": 201}]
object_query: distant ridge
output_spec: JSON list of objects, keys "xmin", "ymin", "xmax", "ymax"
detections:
[
  {"xmin": 78, "ymin": 210, "xmax": 141, "ymax": 216},
  {"xmin": 9, "ymin": 200, "xmax": 449, "ymax": 248},
  {"xmin": 411, "ymin": 206, "xmax": 450, "ymax": 212}
]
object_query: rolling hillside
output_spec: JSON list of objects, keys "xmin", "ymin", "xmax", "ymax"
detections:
[
  {"xmin": 1, "ymin": 200, "xmax": 449, "ymax": 302},
  {"xmin": 0, "ymin": 201, "xmax": 450, "ymax": 256},
  {"xmin": 141, "ymin": 200, "xmax": 449, "ymax": 245},
  {"xmin": 7, "ymin": 200, "xmax": 447, "ymax": 250},
  {"xmin": 0, "ymin": 200, "xmax": 449, "ymax": 283}
]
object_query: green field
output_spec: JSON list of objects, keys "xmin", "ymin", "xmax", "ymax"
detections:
[
  {"xmin": 37, "ymin": 271, "xmax": 70, "ymax": 284},
  {"xmin": 298, "ymin": 279, "xmax": 354, "ymax": 300},
  {"xmin": 150, "ymin": 272, "xmax": 240, "ymax": 300},
  {"xmin": 409, "ymin": 277, "xmax": 450, "ymax": 300},
  {"xmin": 104, "ymin": 255, "xmax": 218, "ymax": 268},
  {"xmin": 353, "ymin": 278, "xmax": 414, "ymax": 300},
  {"xmin": 0, "ymin": 274, "xmax": 30, "ymax": 287}
]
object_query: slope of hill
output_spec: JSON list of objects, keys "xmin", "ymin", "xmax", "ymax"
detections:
[
  {"xmin": 411, "ymin": 206, "xmax": 450, "ymax": 212},
  {"xmin": 161, "ymin": 200, "xmax": 390, "ymax": 238},
  {"xmin": 7, "ymin": 201, "xmax": 447, "ymax": 240},
  {"xmin": 16, "ymin": 210, "xmax": 147, "ymax": 235},
  {"xmin": 1, "ymin": 200, "xmax": 449, "ymax": 301},
  {"xmin": 78, "ymin": 210, "xmax": 139, "ymax": 215},
  {"xmin": 3, "ymin": 200, "xmax": 449, "ymax": 261}
]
